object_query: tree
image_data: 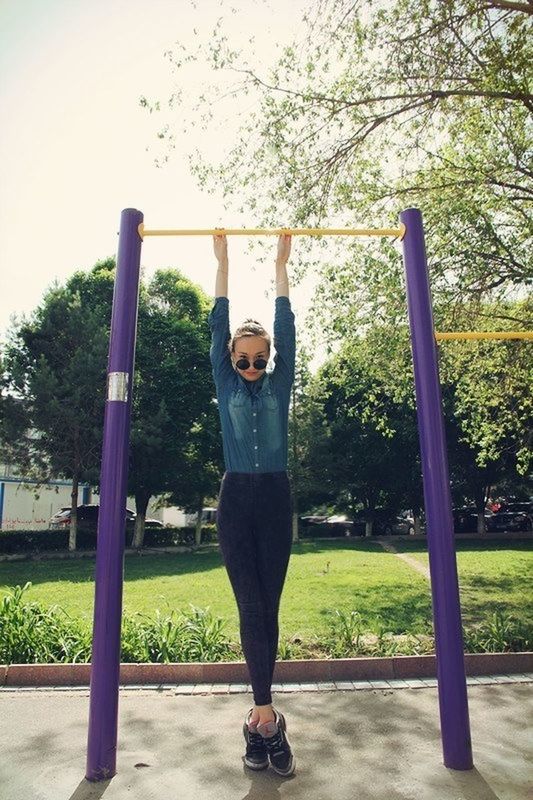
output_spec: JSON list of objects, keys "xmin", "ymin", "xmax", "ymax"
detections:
[
  {"xmin": 1, "ymin": 262, "xmax": 220, "ymax": 551},
  {"xmin": 287, "ymin": 343, "xmax": 313, "ymax": 541},
  {"xmin": 0, "ymin": 355, "xmax": 33, "ymax": 472},
  {"xmin": 297, "ymin": 298, "xmax": 532, "ymax": 531},
  {"xmin": 304, "ymin": 337, "xmax": 419, "ymax": 534},
  {"xmin": 1, "ymin": 261, "xmax": 113, "ymax": 548},
  {"xmin": 128, "ymin": 268, "xmax": 216, "ymax": 548},
  {"xmin": 164, "ymin": 402, "xmax": 224, "ymax": 545},
  {"xmin": 149, "ymin": 0, "xmax": 531, "ymax": 312},
  {"xmin": 438, "ymin": 298, "xmax": 533, "ymax": 531},
  {"xmin": 440, "ymin": 306, "xmax": 533, "ymax": 478}
]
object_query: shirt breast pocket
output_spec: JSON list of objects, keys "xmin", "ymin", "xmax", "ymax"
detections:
[
  {"xmin": 263, "ymin": 391, "xmax": 279, "ymax": 412},
  {"xmin": 228, "ymin": 391, "xmax": 248, "ymax": 440},
  {"xmin": 262, "ymin": 390, "xmax": 281, "ymax": 451}
]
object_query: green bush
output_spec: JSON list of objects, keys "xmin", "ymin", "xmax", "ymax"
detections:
[
  {"xmin": 0, "ymin": 524, "xmax": 217, "ymax": 555},
  {"xmin": 323, "ymin": 607, "xmax": 533, "ymax": 658},
  {"xmin": 137, "ymin": 524, "xmax": 217, "ymax": 548},
  {"xmin": 1, "ymin": 584, "xmax": 531, "ymax": 666},
  {"xmin": 462, "ymin": 610, "xmax": 533, "ymax": 653},
  {"xmin": 0, "ymin": 583, "xmax": 234, "ymax": 665},
  {"xmin": 322, "ymin": 609, "xmax": 435, "ymax": 658},
  {"xmin": 121, "ymin": 605, "xmax": 234, "ymax": 663},
  {"xmin": 0, "ymin": 583, "xmax": 92, "ymax": 664}
]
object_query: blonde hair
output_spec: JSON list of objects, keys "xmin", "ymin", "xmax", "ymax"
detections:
[{"xmin": 229, "ymin": 319, "xmax": 271, "ymax": 354}]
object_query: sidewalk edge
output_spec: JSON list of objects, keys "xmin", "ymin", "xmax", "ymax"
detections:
[{"xmin": 2, "ymin": 651, "xmax": 532, "ymax": 687}]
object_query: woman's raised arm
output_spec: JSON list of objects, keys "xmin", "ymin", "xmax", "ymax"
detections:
[
  {"xmin": 213, "ymin": 233, "xmax": 228, "ymax": 298},
  {"xmin": 275, "ymin": 234, "xmax": 291, "ymax": 298}
]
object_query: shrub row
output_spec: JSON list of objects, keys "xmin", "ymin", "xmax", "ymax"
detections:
[
  {"xmin": 1, "ymin": 583, "xmax": 531, "ymax": 665},
  {"xmin": 0, "ymin": 525, "xmax": 218, "ymax": 555}
]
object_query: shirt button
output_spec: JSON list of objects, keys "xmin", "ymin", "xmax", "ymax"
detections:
[
  {"xmin": 254, "ymin": 445, "xmax": 258, "ymax": 449},
  {"xmin": 255, "ymin": 463, "xmax": 259, "ymax": 467},
  {"xmin": 253, "ymin": 412, "xmax": 256, "ymax": 416},
  {"xmin": 253, "ymin": 428, "xmax": 257, "ymax": 432}
]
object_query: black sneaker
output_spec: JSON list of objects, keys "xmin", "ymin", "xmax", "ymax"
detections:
[
  {"xmin": 257, "ymin": 708, "xmax": 296, "ymax": 777},
  {"xmin": 242, "ymin": 708, "xmax": 269, "ymax": 770}
]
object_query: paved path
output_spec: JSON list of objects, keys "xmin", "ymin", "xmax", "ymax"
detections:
[
  {"xmin": 2, "ymin": 673, "xmax": 529, "ymax": 696},
  {"xmin": 0, "ymin": 679, "xmax": 531, "ymax": 800},
  {"xmin": 378, "ymin": 538, "xmax": 431, "ymax": 579}
]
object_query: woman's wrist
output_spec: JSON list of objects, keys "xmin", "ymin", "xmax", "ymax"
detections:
[
  {"xmin": 215, "ymin": 264, "xmax": 229, "ymax": 297},
  {"xmin": 276, "ymin": 269, "xmax": 289, "ymax": 296}
]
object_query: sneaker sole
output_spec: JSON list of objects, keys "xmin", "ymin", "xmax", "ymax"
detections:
[
  {"xmin": 269, "ymin": 754, "xmax": 296, "ymax": 776},
  {"xmin": 243, "ymin": 755, "xmax": 269, "ymax": 770}
]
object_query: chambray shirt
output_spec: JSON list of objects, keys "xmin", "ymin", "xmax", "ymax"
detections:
[{"xmin": 208, "ymin": 296, "xmax": 296, "ymax": 473}]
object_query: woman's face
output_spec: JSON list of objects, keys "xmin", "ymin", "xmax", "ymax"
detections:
[{"xmin": 232, "ymin": 336, "xmax": 269, "ymax": 381}]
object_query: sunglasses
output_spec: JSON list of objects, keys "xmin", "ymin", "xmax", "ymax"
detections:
[{"xmin": 235, "ymin": 357, "xmax": 268, "ymax": 371}]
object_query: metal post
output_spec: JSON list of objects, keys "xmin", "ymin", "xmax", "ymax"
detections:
[
  {"xmin": 400, "ymin": 207, "xmax": 473, "ymax": 770},
  {"xmin": 86, "ymin": 208, "xmax": 143, "ymax": 781}
]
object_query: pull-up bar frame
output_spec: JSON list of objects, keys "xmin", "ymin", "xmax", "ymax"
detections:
[
  {"xmin": 138, "ymin": 223, "xmax": 406, "ymax": 239},
  {"xmin": 86, "ymin": 207, "xmax": 475, "ymax": 782},
  {"xmin": 436, "ymin": 331, "xmax": 533, "ymax": 341}
]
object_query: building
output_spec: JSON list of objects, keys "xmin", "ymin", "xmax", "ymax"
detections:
[
  {"xmin": 0, "ymin": 463, "xmax": 214, "ymax": 530},
  {"xmin": 0, "ymin": 462, "xmax": 90, "ymax": 530}
]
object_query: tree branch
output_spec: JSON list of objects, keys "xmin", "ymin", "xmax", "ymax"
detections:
[
  {"xmin": 233, "ymin": 66, "xmax": 533, "ymax": 111},
  {"xmin": 482, "ymin": 1, "xmax": 533, "ymax": 14}
]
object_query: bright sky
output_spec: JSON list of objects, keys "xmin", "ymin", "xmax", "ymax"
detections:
[{"xmin": 0, "ymin": 0, "xmax": 318, "ymax": 354}]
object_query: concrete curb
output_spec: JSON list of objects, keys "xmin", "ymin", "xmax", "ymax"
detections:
[{"xmin": 2, "ymin": 652, "xmax": 532, "ymax": 687}]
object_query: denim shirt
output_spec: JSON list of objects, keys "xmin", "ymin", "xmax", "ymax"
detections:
[{"xmin": 208, "ymin": 296, "xmax": 296, "ymax": 473}]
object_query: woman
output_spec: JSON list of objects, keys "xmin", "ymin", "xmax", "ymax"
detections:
[{"xmin": 209, "ymin": 232, "xmax": 296, "ymax": 777}]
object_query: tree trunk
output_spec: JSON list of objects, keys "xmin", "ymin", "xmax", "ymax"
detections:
[
  {"xmin": 291, "ymin": 383, "xmax": 299, "ymax": 543},
  {"xmin": 69, "ymin": 474, "xmax": 79, "ymax": 551},
  {"xmin": 292, "ymin": 510, "xmax": 299, "ymax": 543},
  {"xmin": 195, "ymin": 497, "xmax": 204, "ymax": 546},
  {"xmin": 474, "ymin": 487, "xmax": 487, "ymax": 534},
  {"xmin": 413, "ymin": 515, "xmax": 422, "ymax": 536},
  {"xmin": 132, "ymin": 491, "xmax": 151, "ymax": 549},
  {"xmin": 364, "ymin": 497, "xmax": 375, "ymax": 538}
]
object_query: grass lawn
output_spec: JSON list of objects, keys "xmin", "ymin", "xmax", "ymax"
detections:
[
  {"xmin": 391, "ymin": 538, "xmax": 533, "ymax": 628},
  {"xmin": 0, "ymin": 538, "xmax": 530, "ymax": 641}
]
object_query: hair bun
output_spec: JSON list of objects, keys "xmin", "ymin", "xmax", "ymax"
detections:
[{"xmin": 229, "ymin": 319, "xmax": 272, "ymax": 354}]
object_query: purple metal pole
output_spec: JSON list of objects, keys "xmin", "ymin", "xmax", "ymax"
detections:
[
  {"xmin": 86, "ymin": 208, "xmax": 143, "ymax": 781},
  {"xmin": 400, "ymin": 207, "xmax": 473, "ymax": 770}
]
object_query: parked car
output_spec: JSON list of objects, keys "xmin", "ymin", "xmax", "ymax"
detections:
[
  {"xmin": 495, "ymin": 501, "xmax": 533, "ymax": 526},
  {"xmin": 452, "ymin": 507, "xmax": 482, "ymax": 533},
  {"xmin": 324, "ymin": 515, "xmax": 356, "ymax": 536},
  {"xmin": 452, "ymin": 507, "xmax": 496, "ymax": 533},
  {"xmin": 299, "ymin": 515, "xmax": 328, "ymax": 526},
  {"xmin": 299, "ymin": 515, "xmax": 328, "ymax": 533},
  {"xmin": 486, "ymin": 511, "xmax": 532, "ymax": 533},
  {"xmin": 301, "ymin": 508, "xmax": 422, "ymax": 537},
  {"xmin": 385, "ymin": 514, "xmax": 417, "ymax": 536},
  {"xmin": 299, "ymin": 515, "xmax": 355, "ymax": 537},
  {"xmin": 350, "ymin": 508, "xmax": 416, "ymax": 536},
  {"xmin": 49, "ymin": 505, "xmax": 163, "ymax": 529}
]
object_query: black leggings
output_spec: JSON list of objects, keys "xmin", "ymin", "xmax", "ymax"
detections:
[{"xmin": 216, "ymin": 471, "xmax": 293, "ymax": 705}]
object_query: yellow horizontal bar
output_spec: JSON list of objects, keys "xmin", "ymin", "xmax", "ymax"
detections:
[
  {"xmin": 138, "ymin": 223, "xmax": 406, "ymax": 240},
  {"xmin": 436, "ymin": 331, "xmax": 533, "ymax": 341}
]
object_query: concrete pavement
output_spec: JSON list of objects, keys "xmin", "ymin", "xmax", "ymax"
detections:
[{"xmin": 0, "ymin": 677, "xmax": 531, "ymax": 800}]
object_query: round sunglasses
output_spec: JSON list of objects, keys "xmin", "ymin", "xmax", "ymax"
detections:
[{"xmin": 235, "ymin": 357, "xmax": 268, "ymax": 371}]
